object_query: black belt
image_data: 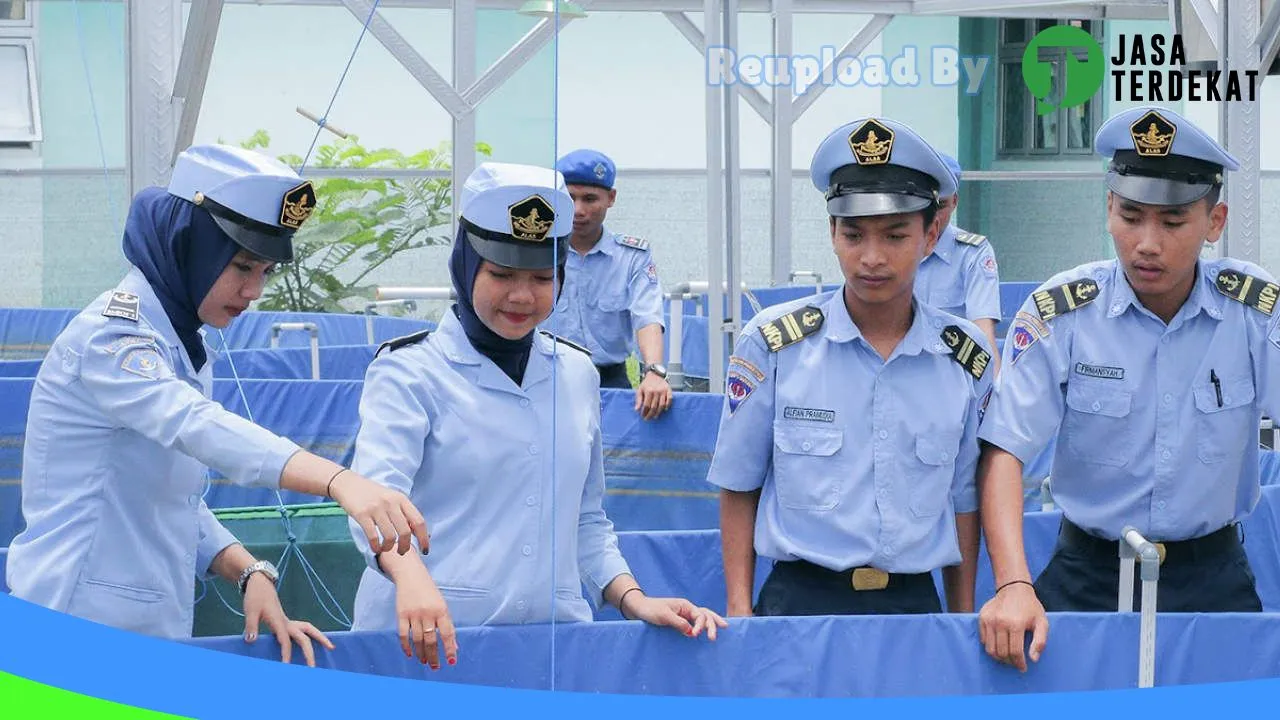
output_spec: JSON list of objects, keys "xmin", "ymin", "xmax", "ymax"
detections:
[
  {"xmin": 1058, "ymin": 518, "xmax": 1242, "ymax": 565},
  {"xmin": 776, "ymin": 560, "xmax": 933, "ymax": 592},
  {"xmin": 595, "ymin": 362, "xmax": 626, "ymax": 373}
]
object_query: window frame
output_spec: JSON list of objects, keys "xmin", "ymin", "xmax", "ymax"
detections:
[{"xmin": 996, "ymin": 18, "xmax": 1103, "ymax": 159}]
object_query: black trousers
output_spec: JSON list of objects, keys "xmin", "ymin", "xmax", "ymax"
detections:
[
  {"xmin": 753, "ymin": 560, "xmax": 942, "ymax": 616},
  {"xmin": 1034, "ymin": 518, "xmax": 1263, "ymax": 613},
  {"xmin": 595, "ymin": 362, "xmax": 631, "ymax": 389}
]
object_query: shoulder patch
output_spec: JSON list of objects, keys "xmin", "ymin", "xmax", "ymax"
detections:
[
  {"xmin": 104, "ymin": 335, "xmax": 158, "ymax": 355},
  {"xmin": 758, "ymin": 305, "xmax": 824, "ymax": 352},
  {"xmin": 1216, "ymin": 269, "xmax": 1279, "ymax": 316},
  {"xmin": 376, "ymin": 330, "xmax": 431, "ymax": 356},
  {"xmin": 102, "ymin": 291, "xmax": 140, "ymax": 323},
  {"xmin": 954, "ymin": 230, "xmax": 988, "ymax": 246},
  {"xmin": 1032, "ymin": 279, "xmax": 1098, "ymax": 322},
  {"xmin": 941, "ymin": 325, "xmax": 991, "ymax": 380},
  {"xmin": 540, "ymin": 331, "xmax": 592, "ymax": 357},
  {"xmin": 615, "ymin": 235, "xmax": 649, "ymax": 251}
]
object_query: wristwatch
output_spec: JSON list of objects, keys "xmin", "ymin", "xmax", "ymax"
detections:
[
  {"xmin": 237, "ymin": 560, "xmax": 279, "ymax": 596},
  {"xmin": 641, "ymin": 362, "xmax": 668, "ymax": 379}
]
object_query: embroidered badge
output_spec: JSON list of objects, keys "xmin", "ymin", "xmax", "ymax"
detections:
[
  {"xmin": 728, "ymin": 354, "xmax": 766, "ymax": 382},
  {"xmin": 646, "ymin": 262, "xmax": 659, "ymax": 284},
  {"xmin": 982, "ymin": 255, "xmax": 998, "ymax": 276},
  {"xmin": 120, "ymin": 348, "xmax": 167, "ymax": 380},
  {"xmin": 1074, "ymin": 362, "xmax": 1125, "ymax": 380},
  {"xmin": 1008, "ymin": 312, "xmax": 1047, "ymax": 366},
  {"xmin": 104, "ymin": 335, "xmax": 155, "ymax": 355},
  {"xmin": 102, "ymin": 291, "xmax": 140, "ymax": 323},
  {"xmin": 783, "ymin": 407, "xmax": 835, "ymax": 423},
  {"xmin": 1216, "ymin": 269, "xmax": 1279, "ymax": 316},
  {"xmin": 1033, "ymin": 279, "xmax": 1098, "ymax": 322},
  {"xmin": 726, "ymin": 373, "xmax": 757, "ymax": 415},
  {"xmin": 759, "ymin": 306, "xmax": 824, "ymax": 352}
]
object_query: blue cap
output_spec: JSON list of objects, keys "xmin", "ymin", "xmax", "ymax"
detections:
[
  {"xmin": 810, "ymin": 117, "xmax": 956, "ymax": 218},
  {"xmin": 458, "ymin": 162, "xmax": 574, "ymax": 270},
  {"xmin": 166, "ymin": 144, "xmax": 314, "ymax": 263},
  {"xmin": 939, "ymin": 152, "xmax": 963, "ymax": 191},
  {"xmin": 556, "ymin": 149, "xmax": 616, "ymax": 190},
  {"xmin": 1095, "ymin": 106, "xmax": 1238, "ymax": 206}
]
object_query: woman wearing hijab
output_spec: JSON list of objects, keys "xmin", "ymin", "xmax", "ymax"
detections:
[
  {"xmin": 347, "ymin": 162, "xmax": 726, "ymax": 669},
  {"xmin": 7, "ymin": 144, "xmax": 428, "ymax": 664}
]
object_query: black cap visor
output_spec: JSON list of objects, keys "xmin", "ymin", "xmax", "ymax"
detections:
[{"xmin": 199, "ymin": 196, "xmax": 295, "ymax": 263}]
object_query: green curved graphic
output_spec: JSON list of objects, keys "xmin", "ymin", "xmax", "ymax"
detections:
[{"xmin": 0, "ymin": 671, "xmax": 191, "ymax": 719}]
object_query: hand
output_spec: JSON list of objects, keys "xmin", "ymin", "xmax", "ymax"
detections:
[
  {"xmin": 978, "ymin": 581, "xmax": 1049, "ymax": 672},
  {"xmin": 242, "ymin": 573, "xmax": 334, "ymax": 667},
  {"xmin": 634, "ymin": 371, "xmax": 672, "ymax": 420},
  {"xmin": 395, "ymin": 567, "xmax": 458, "ymax": 670},
  {"xmin": 623, "ymin": 593, "xmax": 728, "ymax": 641},
  {"xmin": 330, "ymin": 470, "xmax": 430, "ymax": 556}
]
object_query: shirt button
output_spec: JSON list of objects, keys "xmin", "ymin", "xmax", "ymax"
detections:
[
  {"xmin": 1163, "ymin": 394, "xmax": 1172, "ymax": 404},
  {"xmin": 832, "ymin": 485, "xmax": 841, "ymax": 492},
  {"xmin": 1161, "ymin": 450, "xmax": 1171, "ymax": 460},
  {"xmin": 189, "ymin": 494, "xmax": 199, "ymax": 506},
  {"xmin": 1091, "ymin": 402, "xmax": 1101, "ymax": 411},
  {"xmin": 941, "ymin": 451, "xmax": 950, "ymax": 462},
  {"xmin": 517, "ymin": 600, "xmax": 527, "ymax": 610},
  {"xmin": 884, "ymin": 546, "xmax": 894, "ymax": 555},
  {"xmin": 522, "ymin": 545, "xmax": 533, "ymax": 556},
  {"xmin": 526, "ymin": 496, "xmax": 536, "ymax": 506},
  {"xmin": 801, "ymin": 441, "xmax": 812, "ymax": 451},
  {"xmin": 520, "ymin": 398, "xmax": 531, "ymax": 408},
  {"xmin": 528, "ymin": 445, "xmax": 539, "ymax": 455},
  {"xmin": 1157, "ymin": 501, "xmax": 1167, "ymax": 509},
  {"xmin": 878, "ymin": 430, "xmax": 888, "ymax": 440}
]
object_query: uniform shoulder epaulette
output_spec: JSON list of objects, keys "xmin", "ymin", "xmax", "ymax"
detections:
[
  {"xmin": 376, "ymin": 329, "xmax": 431, "ymax": 356},
  {"xmin": 101, "ymin": 291, "xmax": 140, "ymax": 323},
  {"xmin": 1032, "ymin": 278, "xmax": 1099, "ymax": 322},
  {"xmin": 1216, "ymin": 268, "xmax": 1279, "ymax": 316},
  {"xmin": 615, "ymin": 234, "xmax": 649, "ymax": 251},
  {"xmin": 954, "ymin": 229, "xmax": 987, "ymax": 246},
  {"xmin": 940, "ymin": 325, "xmax": 991, "ymax": 381},
  {"xmin": 758, "ymin": 305, "xmax": 824, "ymax": 352},
  {"xmin": 540, "ymin": 331, "xmax": 592, "ymax": 357}
]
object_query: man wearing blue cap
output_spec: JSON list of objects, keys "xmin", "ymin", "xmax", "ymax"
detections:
[
  {"xmin": 915, "ymin": 152, "xmax": 1002, "ymax": 369},
  {"xmin": 707, "ymin": 118, "xmax": 992, "ymax": 617},
  {"xmin": 8, "ymin": 144, "xmax": 428, "ymax": 655},
  {"xmin": 542, "ymin": 149, "xmax": 672, "ymax": 420},
  {"xmin": 978, "ymin": 107, "xmax": 1280, "ymax": 672}
]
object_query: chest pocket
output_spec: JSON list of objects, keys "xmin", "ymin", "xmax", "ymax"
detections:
[
  {"xmin": 909, "ymin": 432, "xmax": 963, "ymax": 518},
  {"xmin": 1063, "ymin": 382, "xmax": 1134, "ymax": 467},
  {"xmin": 772, "ymin": 423, "xmax": 844, "ymax": 511},
  {"xmin": 585, "ymin": 274, "xmax": 631, "ymax": 348},
  {"xmin": 1193, "ymin": 376, "xmax": 1256, "ymax": 464}
]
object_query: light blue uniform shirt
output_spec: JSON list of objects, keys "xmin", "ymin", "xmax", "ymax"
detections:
[
  {"xmin": 348, "ymin": 309, "xmax": 632, "ymax": 629},
  {"xmin": 705, "ymin": 289, "xmax": 994, "ymax": 573},
  {"xmin": 915, "ymin": 224, "xmax": 1002, "ymax": 322},
  {"xmin": 980, "ymin": 258, "xmax": 1280, "ymax": 542},
  {"xmin": 7, "ymin": 268, "xmax": 300, "ymax": 639},
  {"xmin": 541, "ymin": 228, "xmax": 665, "ymax": 365}
]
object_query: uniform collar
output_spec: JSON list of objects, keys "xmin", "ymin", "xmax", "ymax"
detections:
[
  {"xmin": 821, "ymin": 288, "xmax": 937, "ymax": 357},
  {"xmin": 927, "ymin": 224, "xmax": 957, "ymax": 265},
  {"xmin": 434, "ymin": 309, "xmax": 556, "ymax": 392},
  {"xmin": 1104, "ymin": 260, "xmax": 1223, "ymax": 322},
  {"xmin": 575, "ymin": 227, "xmax": 617, "ymax": 258},
  {"xmin": 119, "ymin": 267, "xmax": 215, "ymax": 374}
]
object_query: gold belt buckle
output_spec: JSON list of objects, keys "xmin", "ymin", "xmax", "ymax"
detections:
[
  {"xmin": 1154, "ymin": 542, "xmax": 1166, "ymax": 566},
  {"xmin": 851, "ymin": 567, "xmax": 889, "ymax": 591}
]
